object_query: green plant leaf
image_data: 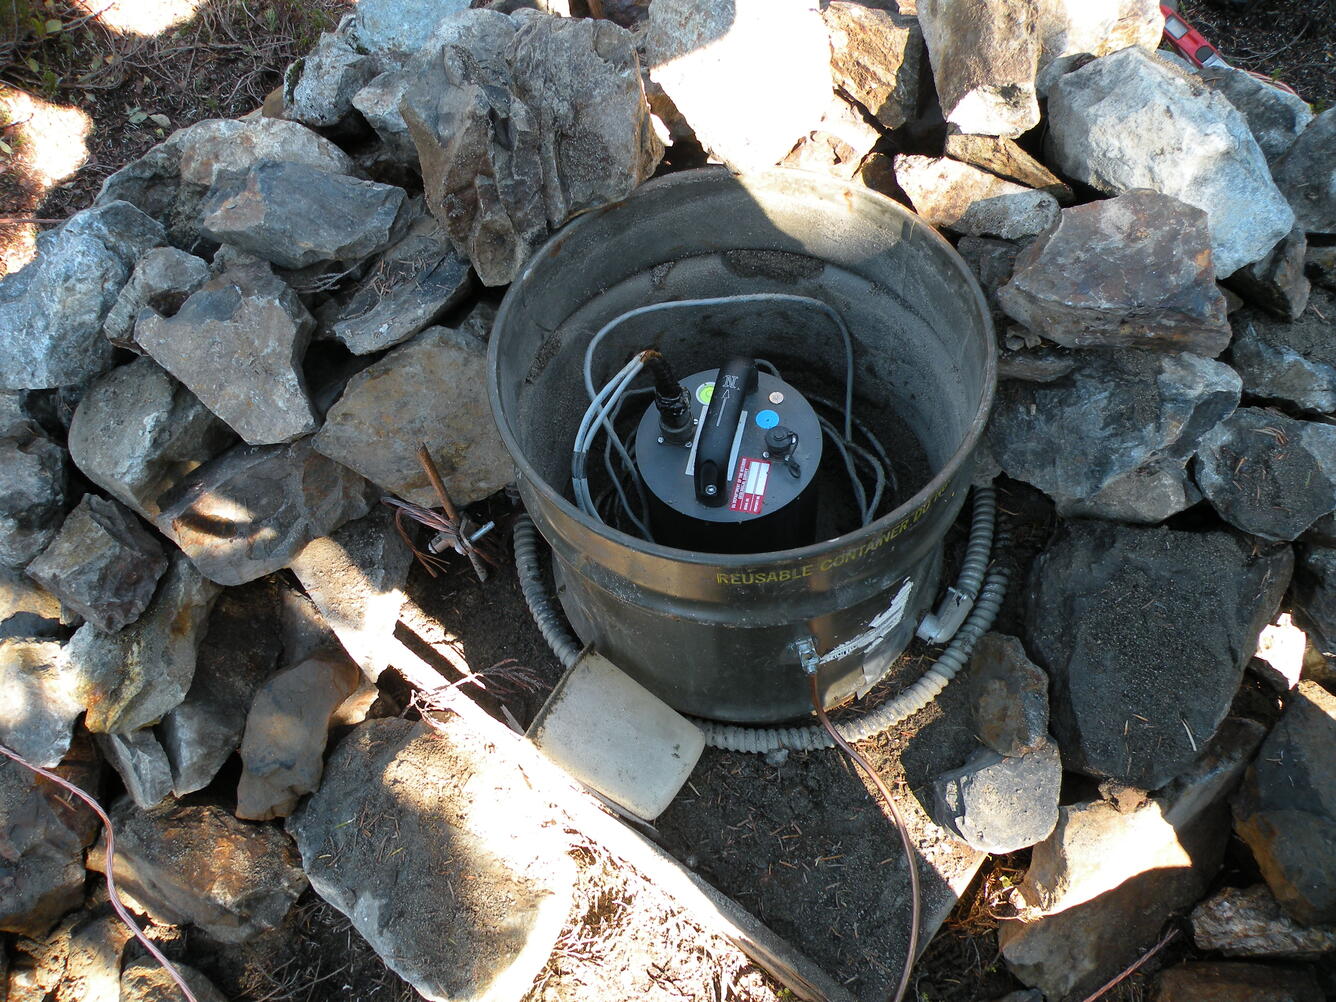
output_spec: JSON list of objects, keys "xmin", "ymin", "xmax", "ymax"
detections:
[
  {"xmin": 148, "ymin": 113, "xmax": 170, "ymax": 128},
  {"xmin": 44, "ymin": 18, "xmax": 62, "ymax": 33},
  {"xmin": 0, "ymin": 140, "xmax": 12, "ymax": 156}
]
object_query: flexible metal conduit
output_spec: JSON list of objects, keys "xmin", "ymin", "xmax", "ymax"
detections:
[{"xmin": 513, "ymin": 486, "xmax": 1007, "ymax": 752}]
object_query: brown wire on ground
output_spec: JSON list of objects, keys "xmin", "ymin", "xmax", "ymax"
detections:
[{"xmin": 808, "ymin": 674, "xmax": 920, "ymax": 1002}]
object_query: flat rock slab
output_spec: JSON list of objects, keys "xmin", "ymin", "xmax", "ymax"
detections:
[
  {"xmin": 0, "ymin": 424, "xmax": 68, "ymax": 569},
  {"xmin": 918, "ymin": 0, "xmax": 1040, "ymax": 138},
  {"xmin": 1227, "ymin": 225, "xmax": 1311, "ymax": 322},
  {"xmin": 0, "ymin": 757, "xmax": 86, "ymax": 937},
  {"xmin": 0, "ymin": 564, "xmax": 65, "ymax": 640},
  {"xmin": 1199, "ymin": 64, "xmax": 1314, "ymax": 163},
  {"xmin": 647, "ymin": 0, "xmax": 825, "ymax": 173},
  {"xmin": 136, "ymin": 258, "xmax": 318, "ymax": 446},
  {"xmin": 968, "ymin": 633, "xmax": 1048, "ymax": 757},
  {"xmin": 155, "ymin": 437, "xmax": 376, "ymax": 586},
  {"xmin": 1047, "ymin": 46, "xmax": 1294, "ymax": 276},
  {"xmin": 1232, "ymin": 680, "xmax": 1336, "ymax": 925},
  {"xmin": 1291, "ymin": 546, "xmax": 1336, "ymax": 654},
  {"xmin": 319, "ymin": 210, "xmax": 472, "ymax": 355},
  {"xmin": 1027, "ymin": 521, "xmax": 1291, "ymax": 790},
  {"xmin": 943, "ymin": 132, "xmax": 1073, "ymax": 202},
  {"xmin": 895, "ymin": 155, "xmax": 1059, "ymax": 240},
  {"xmin": 236, "ymin": 653, "xmax": 362, "ymax": 821},
  {"xmin": 1194, "ymin": 408, "xmax": 1336, "ymax": 541},
  {"xmin": 63, "ymin": 552, "xmax": 220, "ymax": 734},
  {"xmin": 102, "ymin": 246, "xmax": 211, "ymax": 349},
  {"xmin": 68, "ymin": 357, "xmax": 235, "ymax": 521},
  {"xmin": 1193, "ymin": 884, "xmax": 1336, "ymax": 959},
  {"xmin": 96, "ymin": 117, "xmax": 355, "ymax": 250},
  {"xmin": 1229, "ymin": 288, "xmax": 1336, "ymax": 412},
  {"xmin": 0, "ymin": 639, "xmax": 83, "ymax": 768},
  {"xmin": 988, "ymin": 349, "xmax": 1240, "ymax": 522},
  {"xmin": 314, "ymin": 326, "xmax": 513, "ymax": 507},
  {"xmin": 95, "ymin": 730, "xmax": 173, "ymax": 810},
  {"xmin": 88, "ymin": 798, "xmax": 307, "ymax": 944},
  {"xmin": 998, "ymin": 189, "xmax": 1231, "ymax": 355},
  {"xmin": 25, "ymin": 494, "xmax": 168, "ymax": 632},
  {"xmin": 200, "ymin": 162, "xmax": 406, "ymax": 271},
  {"xmin": 289, "ymin": 716, "xmax": 576, "ymax": 1002},
  {"xmin": 288, "ymin": 507, "xmax": 412, "ymax": 681},
  {"xmin": 159, "ymin": 578, "xmax": 283, "ymax": 796},
  {"xmin": 0, "ymin": 201, "xmax": 164, "ymax": 390},
  {"xmin": 1153, "ymin": 961, "xmax": 1325, "ymax": 1002},
  {"xmin": 1273, "ymin": 107, "xmax": 1336, "ymax": 235},
  {"xmin": 407, "ymin": 10, "xmax": 662, "ymax": 286},
  {"xmin": 824, "ymin": 1, "xmax": 922, "ymax": 130}
]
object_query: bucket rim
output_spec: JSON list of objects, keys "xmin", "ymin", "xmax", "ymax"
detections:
[{"xmin": 488, "ymin": 165, "xmax": 998, "ymax": 568}]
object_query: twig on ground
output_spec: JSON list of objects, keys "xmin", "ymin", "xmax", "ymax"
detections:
[{"xmin": 1078, "ymin": 927, "xmax": 1179, "ymax": 1002}]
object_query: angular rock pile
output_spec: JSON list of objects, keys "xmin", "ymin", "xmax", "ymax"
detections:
[{"xmin": 3, "ymin": 0, "xmax": 1336, "ymax": 1000}]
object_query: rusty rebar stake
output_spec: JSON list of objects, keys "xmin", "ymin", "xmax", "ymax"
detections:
[{"xmin": 416, "ymin": 444, "xmax": 488, "ymax": 581}]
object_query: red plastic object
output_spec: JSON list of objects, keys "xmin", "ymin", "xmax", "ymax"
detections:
[{"xmin": 1161, "ymin": 5, "xmax": 1231, "ymax": 68}]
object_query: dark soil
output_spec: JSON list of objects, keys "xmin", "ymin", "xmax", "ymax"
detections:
[
  {"xmin": 1178, "ymin": 0, "xmax": 1336, "ymax": 108},
  {"xmin": 1235, "ymin": 285, "xmax": 1336, "ymax": 363}
]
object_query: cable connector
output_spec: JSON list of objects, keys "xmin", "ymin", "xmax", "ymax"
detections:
[
  {"xmin": 916, "ymin": 586, "xmax": 974, "ymax": 645},
  {"xmin": 796, "ymin": 636, "xmax": 820, "ymax": 675}
]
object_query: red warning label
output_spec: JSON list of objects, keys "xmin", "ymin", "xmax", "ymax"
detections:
[{"xmin": 729, "ymin": 458, "xmax": 770, "ymax": 514}]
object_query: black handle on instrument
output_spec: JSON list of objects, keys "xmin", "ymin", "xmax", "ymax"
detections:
[{"xmin": 695, "ymin": 357, "xmax": 757, "ymax": 507}]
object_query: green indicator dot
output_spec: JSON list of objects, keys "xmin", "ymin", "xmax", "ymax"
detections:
[{"xmin": 695, "ymin": 381, "xmax": 714, "ymax": 405}]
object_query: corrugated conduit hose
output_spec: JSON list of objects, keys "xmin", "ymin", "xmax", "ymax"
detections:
[{"xmin": 513, "ymin": 486, "xmax": 1009, "ymax": 753}]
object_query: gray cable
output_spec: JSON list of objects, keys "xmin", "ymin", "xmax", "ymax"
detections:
[{"xmin": 514, "ymin": 487, "xmax": 1006, "ymax": 753}]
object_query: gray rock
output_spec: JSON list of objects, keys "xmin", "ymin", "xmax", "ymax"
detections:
[
  {"xmin": 279, "ymin": 585, "xmax": 341, "ymax": 666},
  {"xmin": 155, "ymin": 438, "xmax": 377, "ymax": 586},
  {"xmin": 1047, "ymin": 46, "xmax": 1295, "ymax": 277},
  {"xmin": 159, "ymin": 579, "xmax": 283, "ymax": 796},
  {"xmin": 988, "ymin": 350, "xmax": 1240, "ymax": 523},
  {"xmin": 646, "ymin": 0, "xmax": 825, "ymax": 173},
  {"xmin": 1194, "ymin": 408, "xmax": 1336, "ymax": 542},
  {"xmin": 0, "ymin": 757, "xmax": 85, "ymax": 936},
  {"xmin": 318, "ymin": 210, "xmax": 472, "ymax": 355},
  {"xmin": 102, "ymin": 247, "xmax": 211, "ymax": 350},
  {"xmin": 61, "ymin": 913, "xmax": 132, "ymax": 1002},
  {"xmin": 1193, "ymin": 884, "xmax": 1336, "ymax": 959},
  {"xmin": 918, "ymin": 0, "xmax": 1040, "ymax": 138},
  {"xmin": 282, "ymin": 31, "xmax": 378, "ymax": 128},
  {"xmin": 409, "ymin": 10, "xmax": 662, "ymax": 285},
  {"xmin": 998, "ymin": 190, "xmax": 1231, "ymax": 355},
  {"xmin": 933, "ymin": 741, "xmax": 1060, "ymax": 853},
  {"xmin": 0, "ymin": 639, "xmax": 81, "ymax": 767},
  {"xmin": 288, "ymin": 717, "xmax": 575, "ymax": 1002},
  {"xmin": 288, "ymin": 507, "xmax": 412, "ymax": 681},
  {"xmin": 120, "ymin": 961, "xmax": 227, "ymax": 1002},
  {"xmin": 63, "ymin": 552, "xmax": 221, "ymax": 734},
  {"xmin": 995, "ymin": 350, "xmax": 1076, "ymax": 384},
  {"xmin": 992, "ymin": 993, "xmax": 1042, "ymax": 1002},
  {"xmin": 96, "ymin": 117, "xmax": 355, "ymax": 250},
  {"xmin": 824, "ymin": 1, "xmax": 923, "ymax": 129},
  {"xmin": 1034, "ymin": 0, "xmax": 1165, "ymax": 96},
  {"xmin": 779, "ymin": 91, "xmax": 882, "ymax": 180},
  {"xmin": 0, "ymin": 201, "xmax": 165, "ymax": 390},
  {"xmin": 1230, "ymin": 289, "xmax": 1336, "ymax": 412},
  {"xmin": 236, "ymin": 653, "xmax": 362, "ymax": 821},
  {"xmin": 1292, "ymin": 546, "xmax": 1336, "ymax": 654},
  {"xmin": 0, "ymin": 424, "xmax": 67, "ymax": 569},
  {"xmin": 0, "ymin": 564, "xmax": 65, "ymax": 640},
  {"xmin": 68, "ymin": 358, "xmax": 235, "ymax": 521},
  {"xmin": 968, "ymin": 633, "xmax": 1048, "ymax": 757},
  {"xmin": 895, "ymin": 156, "xmax": 1059, "ymax": 240},
  {"xmin": 1027, "ymin": 521, "xmax": 1292, "ymax": 789},
  {"xmin": 956, "ymin": 235, "xmax": 1026, "ymax": 330},
  {"xmin": 95, "ymin": 730, "xmax": 173, "ymax": 810},
  {"xmin": 1199, "ymin": 65, "xmax": 1315, "ymax": 164},
  {"xmin": 87, "ymin": 798, "xmax": 306, "ymax": 943},
  {"xmin": 351, "ymin": 70, "xmax": 416, "ymax": 161},
  {"xmin": 25, "ymin": 495, "xmax": 168, "ymax": 632},
  {"xmin": 1161, "ymin": 716, "xmax": 1267, "ymax": 829},
  {"xmin": 1001, "ymin": 800, "xmax": 1228, "ymax": 1000},
  {"xmin": 1273, "ymin": 107, "xmax": 1336, "ymax": 235},
  {"xmin": 313, "ymin": 326, "xmax": 512, "ymax": 507},
  {"xmin": 136, "ymin": 257, "xmax": 318, "ymax": 446},
  {"xmin": 1233, "ymin": 680, "xmax": 1336, "ymax": 925},
  {"xmin": 346, "ymin": 0, "xmax": 473, "ymax": 61},
  {"xmin": 1154, "ymin": 961, "xmax": 1325, "ymax": 1002},
  {"xmin": 200, "ymin": 162, "xmax": 406, "ymax": 271},
  {"xmin": 1227, "ymin": 225, "xmax": 1311, "ymax": 321},
  {"xmin": 944, "ymin": 132, "xmax": 1074, "ymax": 203}
]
